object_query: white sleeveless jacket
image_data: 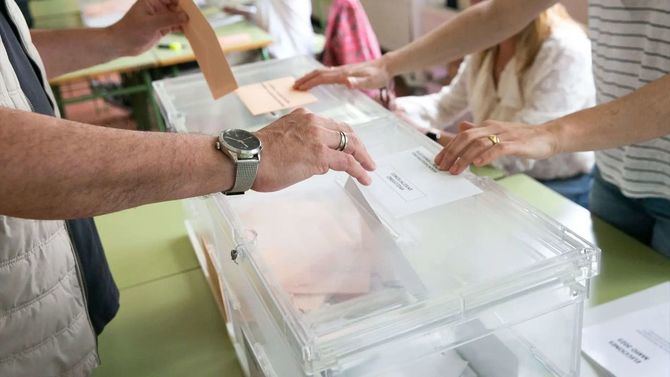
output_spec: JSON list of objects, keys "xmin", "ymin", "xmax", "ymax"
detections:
[{"xmin": 0, "ymin": 1, "xmax": 98, "ymax": 376}]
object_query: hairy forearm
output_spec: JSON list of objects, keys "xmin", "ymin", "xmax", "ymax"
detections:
[
  {"xmin": 383, "ymin": 0, "xmax": 557, "ymax": 76},
  {"xmin": 0, "ymin": 108, "xmax": 232, "ymax": 219},
  {"xmin": 31, "ymin": 27, "xmax": 130, "ymax": 78},
  {"xmin": 548, "ymin": 74, "xmax": 670, "ymax": 153}
]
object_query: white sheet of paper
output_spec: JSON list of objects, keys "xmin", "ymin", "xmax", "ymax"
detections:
[
  {"xmin": 357, "ymin": 147, "xmax": 482, "ymax": 218},
  {"xmin": 582, "ymin": 301, "xmax": 670, "ymax": 377}
]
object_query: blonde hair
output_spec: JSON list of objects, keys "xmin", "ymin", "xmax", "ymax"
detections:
[{"xmin": 474, "ymin": 4, "xmax": 577, "ymax": 77}]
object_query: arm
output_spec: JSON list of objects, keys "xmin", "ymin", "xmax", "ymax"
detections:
[
  {"xmin": 294, "ymin": 0, "xmax": 557, "ymax": 90},
  {"xmin": 0, "ymin": 108, "xmax": 374, "ymax": 220},
  {"xmin": 434, "ymin": 74, "xmax": 670, "ymax": 174},
  {"xmin": 32, "ymin": 0, "xmax": 187, "ymax": 78},
  {"xmin": 486, "ymin": 29, "xmax": 595, "ymax": 177}
]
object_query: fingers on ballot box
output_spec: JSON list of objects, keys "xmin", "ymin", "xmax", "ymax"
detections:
[{"xmin": 153, "ymin": 56, "xmax": 600, "ymax": 377}]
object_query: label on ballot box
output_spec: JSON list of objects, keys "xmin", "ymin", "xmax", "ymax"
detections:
[{"xmin": 356, "ymin": 147, "xmax": 482, "ymax": 218}]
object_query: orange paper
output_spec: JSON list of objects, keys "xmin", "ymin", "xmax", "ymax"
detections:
[
  {"xmin": 179, "ymin": 0, "xmax": 238, "ymax": 99},
  {"xmin": 235, "ymin": 77, "xmax": 318, "ymax": 115}
]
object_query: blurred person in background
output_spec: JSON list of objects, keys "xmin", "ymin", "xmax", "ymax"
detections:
[{"xmin": 224, "ymin": 0, "xmax": 314, "ymax": 58}]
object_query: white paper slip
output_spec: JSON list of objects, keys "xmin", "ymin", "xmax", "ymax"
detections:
[
  {"xmin": 357, "ymin": 147, "xmax": 482, "ymax": 218},
  {"xmin": 582, "ymin": 300, "xmax": 670, "ymax": 377}
]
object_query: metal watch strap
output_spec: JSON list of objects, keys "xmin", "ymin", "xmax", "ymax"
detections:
[{"xmin": 227, "ymin": 158, "xmax": 258, "ymax": 195}]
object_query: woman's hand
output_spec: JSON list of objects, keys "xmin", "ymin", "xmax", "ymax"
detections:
[
  {"xmin": 434, "ymin": 120, "xmax": 560, "ymax": 174},
  {"xmin": 294, "ymin": 58, "xmax": 392, "ymax": 91}
]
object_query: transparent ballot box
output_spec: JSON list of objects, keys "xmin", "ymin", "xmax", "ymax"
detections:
[{"xmin": 153, "ymin": 56, "xmax": 600, "ymax": 377}]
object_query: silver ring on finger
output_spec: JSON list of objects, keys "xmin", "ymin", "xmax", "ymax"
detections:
[{"xmin": 336, "ymin": 131, "xmax": 348, "ymax": 152}]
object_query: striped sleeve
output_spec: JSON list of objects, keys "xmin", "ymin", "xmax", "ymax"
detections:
[{"xmin": 589, "ymin": 0, "xmax": 670, "ymax": 199}]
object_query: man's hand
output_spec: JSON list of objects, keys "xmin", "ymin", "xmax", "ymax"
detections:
[
  {"xmin": 434, "ymin": 120, "xmax": 559, "ymax": 174},
  {"xmin": 294, "ymin": 59, "xmax": 391, "ymax": 91},
  {"xmin": 253, "ymin": 109, "xmax": 376, "ymax": 192},
  {"xmin": 111, "ymin": 0, "xmax": 188, "ymax": 56},
  {"xmin": 32, "ymin": 0, "xmax": 188, "ymax": 77}
]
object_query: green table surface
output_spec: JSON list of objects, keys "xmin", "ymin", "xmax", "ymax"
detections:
[
  {"xmin": 92, "ymin": 269, "xmax": 242, "ymax": 377},
  {"xmin": 95, "ymin": 201, "xmax": 199, "ymax": 290},
  {"xmin": 471, "ymin": 165, "xmax": 506, "ymax": 180},
  {"xmin": 498, "ymin": 174, "xmax": 670, "ymax": 306}
]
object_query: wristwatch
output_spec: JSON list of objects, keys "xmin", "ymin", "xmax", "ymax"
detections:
[{"xmin": 216, "ymin": 129, "xmax": 262, "ymax": 195}]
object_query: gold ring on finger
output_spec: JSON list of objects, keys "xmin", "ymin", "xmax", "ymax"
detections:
[{"xmin": 487, "ymin": 134, "xmax": 501, "ymax": 146}]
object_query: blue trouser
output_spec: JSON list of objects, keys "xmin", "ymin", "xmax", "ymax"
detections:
[
  {"xmin": 589, "ymin": 168, "xmax": 670, "ymax": 257},
  {"xmin": 66, "ymin": 218, "xmax": 120, "ymax": 335},
  {"xmin": 539, "ymin": 172, "xmax": 594, "ymax": 209}
]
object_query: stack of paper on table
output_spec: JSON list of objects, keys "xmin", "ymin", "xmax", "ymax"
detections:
[{"xmin": 582, "ymin": 282, "xmax": 670, "ymax": 377}]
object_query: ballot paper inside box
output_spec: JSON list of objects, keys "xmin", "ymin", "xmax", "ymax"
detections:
[{"xmin": 156, "ymin": 56, "xmax": 601, "ymax": 377}]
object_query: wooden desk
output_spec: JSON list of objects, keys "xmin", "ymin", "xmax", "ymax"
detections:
[
  {"xmin": 154, "ymin": 21, "xmax": 273, "ymax": 68},
  {"xmin": 29, "ymin": 0, "xmax": 83, "ymax": 29}
]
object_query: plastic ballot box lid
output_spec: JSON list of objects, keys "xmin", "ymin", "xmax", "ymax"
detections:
[
  {"xmin": 153, "ymin": 55, "xmax": 389, "ymax": 134},
  {"xmin": 154, "ymin": 56, "xmax": 600, "ymax": 377}
]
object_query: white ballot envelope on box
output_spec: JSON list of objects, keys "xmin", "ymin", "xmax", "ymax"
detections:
[{"xmin": 354, "ymin": 147, "xmax": 482, "ymax": 218}]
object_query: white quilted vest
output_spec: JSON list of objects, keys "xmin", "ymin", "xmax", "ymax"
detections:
[{"xmin": 0, "ymin": 1, "xmax": 98, "ymax": 376}]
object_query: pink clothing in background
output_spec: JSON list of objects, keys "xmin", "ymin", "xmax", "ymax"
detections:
[
  {"xmin": 322, "ymin": 0, "xmax": 381, "ymax": 66},
  {"xmin": 322, "ymin": 0, "xmax": 390, "ymax": 102}
]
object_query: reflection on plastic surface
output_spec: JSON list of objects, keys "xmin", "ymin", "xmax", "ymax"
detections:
[{"xmin": 231, "ymin": 175, "xmax": 425, "ymax": 315}]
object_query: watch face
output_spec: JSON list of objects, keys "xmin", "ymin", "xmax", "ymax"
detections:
[{"xmin": 221, "ymin": 129, "xmax": 261, "ymax": 153}]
